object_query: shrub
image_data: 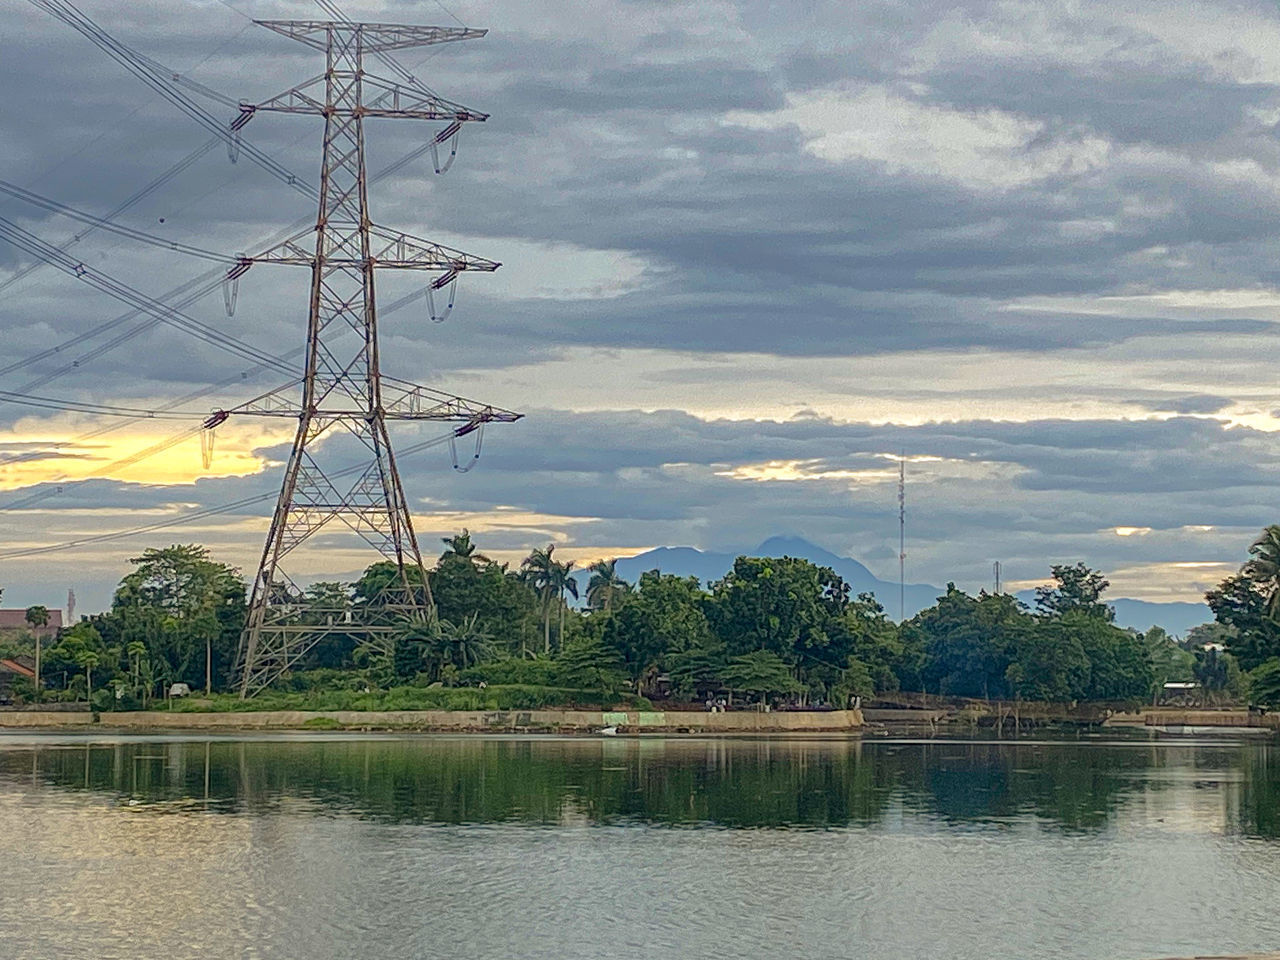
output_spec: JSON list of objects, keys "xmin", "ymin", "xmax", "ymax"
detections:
[{"xmin": 457, "ymin": 658, "xmax": 560, "ymax": 687}]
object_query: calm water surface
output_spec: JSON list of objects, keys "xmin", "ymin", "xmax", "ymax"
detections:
[{"xmin": 3, "ymin": 731, "xmax": 1280, "ymax": 960}]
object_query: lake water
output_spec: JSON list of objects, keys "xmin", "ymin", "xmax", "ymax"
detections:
[{"xmin": 3, "ymin": 732, "xmax": 1280, "ymax": 960}]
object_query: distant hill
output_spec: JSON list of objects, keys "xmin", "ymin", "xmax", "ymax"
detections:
[{"xmin": 583, "ymin": 536, "xmax": 1213, "ymax": 636}]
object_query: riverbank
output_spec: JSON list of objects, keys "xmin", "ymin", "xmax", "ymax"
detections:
[
  {"xmin": 863, "ymin": 698, "xmax": 1280, "ymax": 734},
  {"xmin": 0, "ymin": 707, "xmax": 863, "ymax": 734}
]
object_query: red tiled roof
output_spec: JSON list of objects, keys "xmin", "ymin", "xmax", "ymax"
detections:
[
  {"xmin": 0, "ymin": 609, "xmax": 63, "ymax": 630},
  {"xmin": 0, "ymin": 658, "xmax": 36, "ymax": 679}
]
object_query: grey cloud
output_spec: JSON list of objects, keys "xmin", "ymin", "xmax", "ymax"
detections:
[{"xmin": 6, "ymin": 0, "xmax": 1280, "ymax": 611}]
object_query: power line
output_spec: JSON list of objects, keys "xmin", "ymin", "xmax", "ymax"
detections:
[
  {"xmin": 0, "ymin": 216, "xmax": 286, "ymax": 372},
  {"xmin": 0, "ymin": 388, "xmax": 204, "ymax": 420},
  {"xmin": 27, "ymin": 0, "xmax": 314, "ymax": 198},
  {"xmin": 0, "ymin": 137, "xmax": 224, "ymax": 297},
  {"xmin": 0, "ymin": 176, "xmax": 236, "ymax": 264}
]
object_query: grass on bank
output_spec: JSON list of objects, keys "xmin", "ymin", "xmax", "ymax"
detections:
[{"xmin": 148, "ymin": 684, "xmax": 652, "ymax": 714}]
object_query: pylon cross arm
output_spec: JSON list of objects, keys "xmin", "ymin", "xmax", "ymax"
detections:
[
  {"xmin": 215, "ymin": 377, "xmax": 523, "ymax": 424},
  {"xmin": 379, "ymin": 377, "xmax": 523, "ymax": 422},
  {"xmin": 246, "ymin": 225, "xmax": 499, "ymax": 272},
  {"xmin": 246, "ymin": 74, "xmax": 487, "ymax": 122},
  {"xmin": 255, "ymin": 20, "xmax": 486, "ymax": 52}
]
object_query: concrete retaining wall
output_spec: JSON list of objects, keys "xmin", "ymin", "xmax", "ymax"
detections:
[
  {"xmin": 1104, "ymin": 709, "xmax": 1280, "ymax": 729},
  {"xmin": 1, "ymin": 707, "xmax": 862, "ymax": 733},
  {"xmin": 0, "ymin": 710, "xmax": 94, "ymax": 727}
]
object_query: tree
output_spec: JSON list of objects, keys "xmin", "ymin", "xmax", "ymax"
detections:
[
  {"xmin": 720, "ymin": 650, "xmax": 801, "ymax": 704},
  {"xmin": 1035, "ymin": 563, "xmax": 1113, "ymax": 621},
  {"xmin": 76, "ymin": 650, "xmax": 100, "ymax": 702},
  {"xmin": 913, "ymin": 586, "xmax": 1028, "ymax": 699},
  {"xmin": 666, "ymin": 635, "xmax": 728, "ymax": 700},
  {"xmin": 557, "ymin": 633, "xmax": 625, "ymax": 696},
  {"xmin": 25, "ymin": 605, "xmax": 49, "ymax": 695},
  {"xmin": 520, "ymin": 546, "xmax": 558, "ymax": 654},
  {"xmin": 586, "ymin": 559, "xmax": 628, "ymax": 612},
  {"xmin": 353, "ymin": 560, "xmax": 427, "ymax": 607},
  {"xmin": 24, "ymin": 605, "xmax": 49, "ymax": 630},
  {"xmin": 1004, "ymin": 622, "xmax": 1090, "ymax": 702},
  {"xmin": 1194, "ymin": 646, "xmax": 1243, "ymax": 703},
  {"xmin": 297, "ymin": 581, "xmax": 358, "ymax": 670},
  {"xmin": 42, "ymin": 622, "xmax": 113, "ymax": 698},
  {"xmin": 1143, "ymin": 625, "xmax": 1194, "ymax": 702},
  {"xmin": 1066, "ymin": 614, "xmax": 1152, "ymax": 701},
  {"xmin": 435, "ymin": 614, "xmax": 494, "ymax": 673},
  {"xmin": 831, "ymin": 656, "xmax": 875, "ymax": 707},
  {"xmin": 440, "ymin": 529, "xmax": 487, "ymax": 563},
  {"xmin": 549, "ymin": 558, "xmax": 579, "ymax": 648},
  {"xmin": 707, "ymin": 556, "xmax": 843, "ymax": 664},
  {"xmin": 604, "ymin": 571, "xmax": 714, "ymax": 694},
  {"xmin": 1248, "ymin": 658, "xmax": 1280, "ymax": 708},
  {"xmin": 827, "ymin": 593, "xmax": 904, "ymax": 697},
  {"xmin": 1244, "ymin": 525, "xmax": 1280, "ymax": 619},
  {"xmin": 111, "ymin": 545, "xmax": 245, "ymax": 691},
  {"xmin": 1207, "ymin": 529, "xmax": 1280, "ymax": 670}
]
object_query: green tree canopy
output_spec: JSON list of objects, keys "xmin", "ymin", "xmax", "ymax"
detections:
[
  {"xmin": 585, "ymin": 559, "xmax": 628, "ymax": 612},
  {"xmin": 603, "ymin": 571, "xmax": 714, "ymax": 693},
  {"xmin": 720, "ymin": 650, "xmax": 801, "ymax": 703},
  {"xmin": 914, "ymin": 586, "xmax": 1029, "ymax": 699},
  {"xmin": 707, "ymin": 555, "xmax": 845, "ymax": 664},
  {"xmin": 1207, "ymin": 526, "xmax": 1280, "ymax": 671},
  {"xmin": 1035, "ymin": 563, "xmax": 1113, "ymax": 621},
  {"xmin": 107, "ymin": 545, "xmax": 245, "ymax": 690}
]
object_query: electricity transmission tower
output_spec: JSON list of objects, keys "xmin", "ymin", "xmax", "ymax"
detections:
[{"xmin": 229, "ymin": 19, "xmax": 520, "ymax": 697}]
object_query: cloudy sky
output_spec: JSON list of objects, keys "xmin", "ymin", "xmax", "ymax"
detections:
[{"xmin": 2, "ymin": 0, "xmax": 1279, "ymax": 614}]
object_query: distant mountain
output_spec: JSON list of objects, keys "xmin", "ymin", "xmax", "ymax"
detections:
[
  {"xmin": 596, "ymin": 536, "xmax": 945, "ymax": 617},
  {"xmin": 585, "ymin": 536, "xmax": 1213, "ymax": 636}
]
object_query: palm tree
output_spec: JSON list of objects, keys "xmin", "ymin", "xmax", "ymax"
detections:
[
  {"xmin": 549, "ymin": 559, "xmax": 579, "ymax": 648},
  {"xmin": 586, "ymin": 559, "xmax": 627, "ymax": 612},
  {"xmin": 126, "ymin": 641, "xmax": 148, "ymax": 705},
  {"xmin": 25, "ymin": 605, "xmax": 49, "ymax": 694},
  {"xmin": 1247, "ymin": 524, "xmax": 1280, "ymax": 619},
  {"xmin": 76, "ymin": 650, "xmax": 100, "ymax": 703},
  {"xmin": 520, "ymin": 545, "xmax": 558, "ymax": 654},
  {"xmin": 440, "ymin": 529, "xmax": 488, "ymax": 563},
  {"xmin": 436, "ymin": 613, "xmax": 493, "ymax": 671}
]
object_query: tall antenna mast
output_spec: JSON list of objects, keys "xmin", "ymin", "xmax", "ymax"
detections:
[
  {"xmin": 229, "ymin": 20, "xmax": 521, "ymax": 697},
  {"xmin": 993, "ymin": 561, "xmax": 1001, "ymax": 595},
  {"xmin": 898, "ymin": 455, "xmax": 905, "ymax": 622}
]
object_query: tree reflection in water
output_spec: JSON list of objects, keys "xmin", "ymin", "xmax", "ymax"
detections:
[{"xmin": 0, "ymin": 734, "xmax": 1271, "ymax": 834}]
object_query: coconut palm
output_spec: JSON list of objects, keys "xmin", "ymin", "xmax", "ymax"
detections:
[
  {"xmin": 549, "ymin": 559, "xmax": 579, "ymax": 647},
  {"xmin": 1246, "ymin": 524, "xmax": 1280, "ymax": 618},
  {"xmin": 25, "ymin": 605, "xmax": 49, "ymax": 694},
  {"xmin": 586, "ymin": 559, "xmax": 627, "ymax": 612},
  {"xmin": 520, "ymin": 545, "xmax": 558, "ymax": 654},
  {"xmin": 440, "ymin": 529, "xmax": 488, "ymax": 564},
  {"xmin": 76, "ymin": 650, "xmax": 100, "ymax": 702}
]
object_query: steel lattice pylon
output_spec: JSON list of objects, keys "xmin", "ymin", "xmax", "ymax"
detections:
[{"xmin": 232, "ymin": 20, "xmax": 520, "ymax": 697}]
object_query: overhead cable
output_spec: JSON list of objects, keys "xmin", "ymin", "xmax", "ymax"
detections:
[{"xmin": 0, "ymin": 177, "xmax": 236, "ymax": 264}]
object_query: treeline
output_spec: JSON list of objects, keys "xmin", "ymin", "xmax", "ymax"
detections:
[{"xmin": 2, "ymin": 531, "xmax": 1238, "ymax": 709}]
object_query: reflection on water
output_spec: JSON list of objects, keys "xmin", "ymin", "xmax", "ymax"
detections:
[
  {"xmin": 2, "ymin": 733, "xmax": 1280, "ymax": 960},
  {"xmin": 0, "ymin": 734, "xmax": 1263, "ymax": 832}
]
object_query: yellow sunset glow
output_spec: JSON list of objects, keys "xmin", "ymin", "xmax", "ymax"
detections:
[{"xmin": 0, "ymin": 416, "xmax": 292, "ymax": 491}]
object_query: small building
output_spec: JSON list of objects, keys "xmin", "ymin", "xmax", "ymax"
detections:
[
  {"xmin": 0, "ymin": 656, "xmax": 36, "ymax": 704},
  {"xmin": 1161, "ymin": 680, "xmax": 1201, "ymax": 705},
  {"xmin": 0, "ymin": 609, "xmax": 63, "ymax": 640}
]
